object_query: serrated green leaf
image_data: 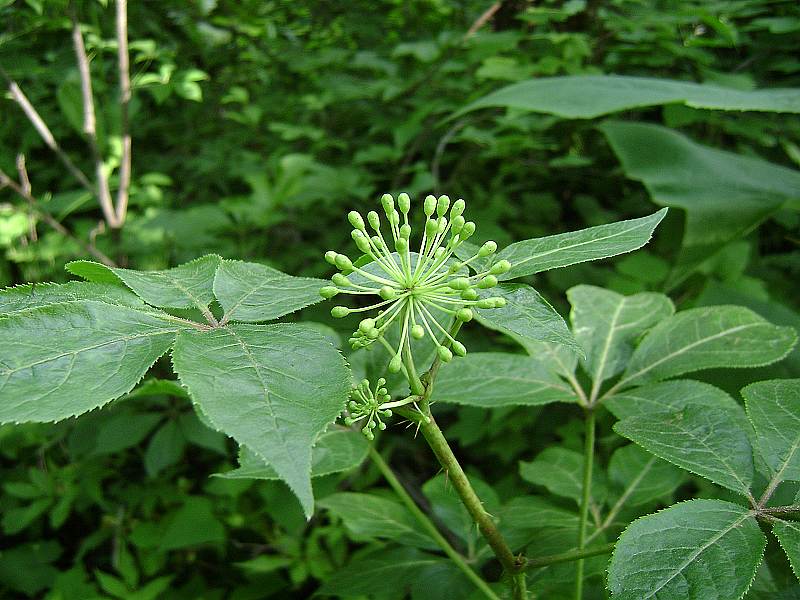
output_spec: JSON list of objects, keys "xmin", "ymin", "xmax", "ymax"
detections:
[
  {"xmin": 432, "ymin": 352, "xmax": 577, "ymax": 407},
  {"xmin": 614, "ymin": 405, "xmax": 754, "ymax": 496},
  {"xmin": 744, "ymin": 379, "xmax": 800, "ymax": 483},
  {"xmin": 319, "ymin": 492, "xmax": 437, "ymax": 550},
  {"xmin": 520, "ymin": 447, "xmax": 606, "ymax": 505},
  {"xmin": 213, "ymin": 259, "xmax": 326, "ymax": 323},
  {"xmin": 0, "ymin": 301, "xmax": 179, "ymax": 423},
  {"xmin": 158, "ymin": 497, "xmax": 225, "ymax": 551},
  {"xmin": 608, "ymin": 499, "xmax": 765, "ymax": 600},
  {"xmin": 456, "ymin": 75, "xmax": 800, "ymax": 119},
  {"xmin": 0, "ymin": 281, "xmax": 145, "ymax": 315},
  {"xmin": 172, "ymin": 323, "xmax": 349, "ymax": 517},
  {"xmin": 772, "ymin": 520, "xmax": 800, "ymax": 580},
  {"xmin": 463, "ymin": 209, "xmax": 666, "ymax": 280},
  {"xmin": 144, "ymin": 420, "xmax": 186, "ymax": 477},
  {"xmin": 218, "ymin": 428, "xmax": 368, "ymax": 480},
  {"xmin": 609, "ymin": 444, "xmax": 685, "ymax": 507},
  {"xmin": 600, "ymin": 122, "xmax": 800, "ymax": 248},
  {"xmin": 422, "ymin": 473, "xmax": 499, "ymax": 547},
  {"xmin": 567, "ymin": 285, "xmax": 673, "ymax": 386},
  {"xmin": 474, "ymin": 283, "xmax": 580, "ymax": 354},
  {"xmin": 67, "ymin": 255, "xmax": 221, "ymax": 312},
  {"xmin": 617, "ymin": 306, "xmax": 797, "ymax": 390}
]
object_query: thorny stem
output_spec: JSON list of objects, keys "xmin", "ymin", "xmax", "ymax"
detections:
[
  {"xmin": 368, "ymin": 447, "xmax": 500, "ymax": 600},
  {"xmin": 575, "ymin": 408, "xmax": 596, "ymax": 600}
]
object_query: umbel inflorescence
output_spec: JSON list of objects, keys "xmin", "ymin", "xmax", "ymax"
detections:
[{"xmin": 321, "ymin": 193, "xmax": 510, "ymax": 373}]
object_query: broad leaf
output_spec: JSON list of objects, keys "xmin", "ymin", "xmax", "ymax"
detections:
[
  {"xmin": 617, "ymin": 306, "xmax": 797, "ymax": 390},
  {"xmin": 614, "ymin": 406, "xmax": 754, "ymax": 496},
  {"xmin": 772, "ymin": 520, "xmax": 800, "ymax": 580},
  {"xmin": 518, "ymin": 339, "xmax": 578, "ymax": 377},
  {"xmin": 158, "ymin": 497, "xmax": 226, "ymax": 551},
  {"xmin": 319, "ymin": 492, "xmax": 437, "ymax": 550},
  {"xmin": 172, "ymin": 323, "xmax": 350, "ymax": 517},
  {"xmin": 520, "ymin": 448, "xmax": 606, "ymax": 505},
  {"xmin": 608, "ymin": 499, "xmax": 765, "ymax": 600},
  {"xmin": 608, "ymin": 444, "xmax": 685, "ymax": 507},
  {"xmin": 432, "ymin": 352, "xmax": 577, "ymax": 407},
  {"xmin": 67, "ymin": 255, "xmax": 221, "ymax": 311},
  {"xmin": 213, "ymin": 259, "xmax": 327, "ymax": 323},
  {"xmin": 498, "ymin": 495, "xmax": 583, "ymax": 552},
  {"xmin": 218, "ymin": 428, "xmax": 368, "ymax": 480},
  {"xmin": 456, "ymin": 75, "xmax": 800, "ymax": 119},
  {"xmin": 744, "ymin": 379, "xmax": 800, "ymax": 483},
  {"xmin": 422, "ymin": 473, "xmax": 500, "ymax": 546},
  {"xmin": 568, "ymin": 285, "xmax": 673, "ymax": 385},
  {"xmin": 0, "ymin": 281, "xmax": 145, "ymax": 315},
  {"xmin": 474, "ymin": 284, "xmax": 581, "ymax": 354},
  {"xmin": 475, "ymin": 209, "xmax": 667, "ymax": 280},
  {"xmin": 0, "ymin": 301, "xmax": 179, "ymax": 423},
  {"xmin": 600, "ymin": 122, "xmax": 800, "ymax": 247}
]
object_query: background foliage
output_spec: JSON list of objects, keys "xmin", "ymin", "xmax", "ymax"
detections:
[{"xmin": 1, "ymin": 0, "xmax": 799, "ymax": 598}]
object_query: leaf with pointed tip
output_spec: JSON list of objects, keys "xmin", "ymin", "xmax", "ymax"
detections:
[
  {"xmin": 475, "ymin": 284, "xmax": 581, "ymax": 354},
  {"xmin": 567, "ymin": 285, "xmax": 673, "ymax": 386},
  {"xmin": 459, "ymin": 209, "xmax": 667, "ymax": 280},
  {"xmin": 171, "ymin": 323, "xmax": 349, "ymax": 517},
  {"xmin": 213, "ymin": 259, "xmax": 326, "ymax": 323},
  {"xmin": 609, "ymin": 445, "xmax": 685, "ymax": 507},
  {"xmin": 67, "ymin": 255, "xmax": 221, "ymax": 312},
  {"xmin": 772, "ymin": 520, "xmax": 800, "ymax": 580},
  {"xmin": 520, "ymin": 448, "xmax": 607, "ymax": 506},
  {"xmin": 0, "ymin": 281, "xmax": 146, "ymax": 315},
  {"xmin": 617, "ymin": 306, "xmax": 797, "ymax": 390},
  {"xmin": 743, "ymin": 379, "xmax": 800, "ymax": 483},
  {"xmin": 608, "ymin": 499, "xmax": 765, "ymax": 600},
  {"xmin": 432, "ymin": 352, "xmax": 577, "ymax": 407},
  {"xmin": 0, "ymin": 301, "xmax": 179, "ymax": 423},
  {"xmin": 614, "ymin": 405, "xmax": 754, "ymax": 497},
  {"xmin": 218, "ymin": 428, "xmax": 368, "ymax": 480}
]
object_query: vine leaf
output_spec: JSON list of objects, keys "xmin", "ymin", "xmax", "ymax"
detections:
[
  {"xmin": 614, "ymin": 406, "xmax": 754, "ymax": 497},
  {"xmin": 0, "ymin": 301, "xmax": 180, "ymax": 423},
  {"xmin": 743, "ymin": 379, "xmax": 800, "ymax": 483},
  {"xmin": 772, "ymin": 520, "xmax": 800, "ymax": 580},
  {"xmin": 67, "ymin": 255, "xmax": 221, "ymax": 312},
  {"xmin": 171, "ymin": 323, "xmax": 350, "ymax": 517},
  {"xmin": 213, "ymin": 259, "xmax": 326, "ymax": 323},
  {"xmin": 608, "ymin": 499, "xmax": 765, "ymax": 600},
  {"xmin": 432, "ymin": 352, "xmax": 577, "ymax": 407},
  {"xmin": 617, "ymin": 306, "xmax": 797, "ymax": 390},
  {"xmin": 567, "ymin": 285, "xmax": 674, "ymax": 385}
]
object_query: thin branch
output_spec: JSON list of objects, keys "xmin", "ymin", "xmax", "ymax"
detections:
[
  {"xmin": 464, "ymin": 1, "xmax": 502, "ymax": 40},
  {"xmin": 0, "ymin": 168, "xmax": 116, "ymax": 266},
  {"xmin": 114, "ymin": 0, "xmax": 132, "ymax": 225},
  {"xmin": 16, "ymin": 154, "xmax": 37, "ymax": 241},
  {"xmin": 70, "ymin": 10, "xmax": 119, "ymax": 228}
]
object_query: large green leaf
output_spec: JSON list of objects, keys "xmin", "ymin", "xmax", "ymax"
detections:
[
  {"xmin": 743, "ymin": 379, "xmax": 800, "ymax": 483},
  {"xmin": 218, "ymin": 428, "xmax": 368, "ymax": 480},
  {"xmin": 432, "ymin": 352, "xmax": 577, "ymax": 407},
  {"xmin": 213, "ymin": 259, "xmax": 326, "ymax": 323},
  {"xmin": 567, "ymin": 285, "xmax": 673, "ymax": 386},
  {"xmin": 0, "ymin": 301, "xmax": 179, "ymax": 423},
  {"xmin": 474, "ymin": 284, "xmax": 580, "ymax": 354},
  {"xmin": 476, "ymin": 209, "xmax": 667, "ymax": 280},
  {"xmin": 0, "ymin": 282, "xmax": 145, "ymax": 315},
  {"xmin": 772, "ymin": 520, "xmax": 800, "ymax": 580},
  {"xmin": 617, "ymin": 306, "xmax": 797, "ymax": 390},
  {"xmin": 608, "ymin": 444, "xmax": 685, "ymax": 507},
  {"xmin": 67, "ymin": 255, "xmax": 221, "ymax": 311},
  {"xmin": 614, "ymin": 406, "xmax": 754, "ymax": 497},
  {"xmin": 520, "ymin": 447, "xmax": 606, "ymax": 505},
  {"xmin": 608, "ymin": 499, "xmax": 765, "ymax": 600},
  {"xmin": 172, "ymin": 323, "xmax": 350, "ymax": 517},
  {"xmin": 456, "ymin": 75, "xmax": 800, "ymax": 119},
  {"xmin": 600, "ymin": 122, "xmax": 800, "ymax": 247}
]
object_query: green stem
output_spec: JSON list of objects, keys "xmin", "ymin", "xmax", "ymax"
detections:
[
  {"xmin": 368, "ymin": 446, "xmax": 500, "ymax": 600},
  {"xmin": 512, "ymin": 571, "xmax": 527, "ymax": 600},
  {"xmin": 575, "ymin": 408, "xmax": 596, "ymax": 600},
  {"xmin": 525, "ymin": 543, "xmax": 615, "ymax": 569}
]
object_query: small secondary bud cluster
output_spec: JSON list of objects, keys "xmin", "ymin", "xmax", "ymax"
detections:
[
  {"xmin": 321, "ymin": 193, "xmax": 510, "ymax": 372},
  {"xmin": 344, "ymin": 378, "xmax": 392, "ymax": 440}
]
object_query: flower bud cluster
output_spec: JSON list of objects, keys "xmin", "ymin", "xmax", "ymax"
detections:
[
  {"xmin": 321, "ymin": 193, "xmax": 510, "ymax": 372},
  {"xmin": 344, "ymin": 378, "xmax": 392, "ymax": 440}
]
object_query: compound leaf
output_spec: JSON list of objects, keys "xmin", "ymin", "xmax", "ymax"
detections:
[
  {"xmin": 172, "ymin": 323, "xmax": 350, "ymax": 517},
  {"xmin": 0, "ymin": 301, "xmax": 179, "ymax": 423},
  {"xmin": 213, "ymin": 259, "xmax": 326, "ymax": 323},
  {"xmin": 608, "ymin": 499, "xmax": 765, "ymax": 600}
]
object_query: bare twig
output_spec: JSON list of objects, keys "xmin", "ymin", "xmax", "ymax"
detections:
[
  {"xmin": 114, "ymin": 0, "xmax": 132, "ymax": 226},
  {"xmin": 464, "ymin": 1, "xmax": 502, "ymax": 40},
  {"xmin": 0, "ymin": 168, "xmax": 116, "ymax": 266},
  {"xmin": 16, "ymin": 154, "xmax": 37, "ymax": 241}
]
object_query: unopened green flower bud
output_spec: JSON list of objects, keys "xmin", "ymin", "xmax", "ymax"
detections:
[
  {"xmin": 489, "ymin": 259, "xmax": 511, "ymax": 275},
  {"xmin": 448, "ymin": 277, "xmax": 470, "ymax": 290},
  {"xmin": 332, "ymin": 273, "xmax": 350, "ymax": 286},
  {"xmin": 461, "ymin": 221, "xmax": 476, "ymax": 239},
  {"xmin": 379, "ymin": 286, "xmax": 397, "ymax": 300},
  {"xmin": 456, "ymin": 307, "xmax": 473, "ymax": 322},
  {"xmin": 436, "ymin": 195, "xmax": 450, "ymax": 216},
  {"xmin": 348, "ymin": 211, "xmax": 365, "ymax": 230},
  {"xmin": 400, "ymin": 223, "xmax": 411, "ymax": 239},
  {"xmin": 331, "ymin": 306, "xmax": 350, "ymax": 318},
  {"xmin": 477, "ymin": 275, "xmax": 498, "ymax": 289},
  {"xmin": 451, "ymin": 215, "xmax": 465, "ymax": 234},
  {"xmin": 377, "ymin": 377, "xmax": 386, "ymax": 386},
  {"xmin": 320, "ymin": 286, "xmax": 339, "ymax": 299},
  {"xmin": 423, "ymin": 195, "xmax": 436, "ymax": 216},
  {"xmin": 334, "ymin": 254, "xmax": 352, "ymax": 270},
  {"xmin": 478, "ymin": 241, "xmax": 497, "ymax": 257},
  {"xmin": 381, "ymin": 193, "xmax": 394, "ymax": 217},
  {"xmin": 390, "ymin": 210, "xmax": 400, "ymax": 226},
  {"xmin": 425, "ymin": 219, "xmax": 438, "ymax": 237},
  {"xmin": 359, "ymin": 318, "xmax": 375, "ymax": 333},
  {"xmin": 389, "ymin": 354, "xmax": 403, "ymax": 373},
  {"xmin": 493, "ymin": 297, "xmax": 506, "ymax": 307},
  {"xmin": 396, "ymin": 238, "xmax": 408, "ymax": 252},
  {"xmin": 325, "ymin": 250, "xmax": 337, "ymax": 265},
  {"xmin": 353, "ymin": 231, "xmax": 371, "ymax": 254},
  {"xmin": 398, "ymin": 193, "xmax": 411, "ymax": 214},
  {"xmin": 367, "ymin": 211, "xmax": 381, "ymax": 230},
  {"xmin": 411, "ymin": 324, "xmax": 425, "ymax": 339},
  {"xmin": 367, "ymin": 328, "xmax": 380, "ymax": 339},
  {"xmin": 437, "ymin": 346, "xmax": 453, "ymax": 362},
  {"xmin": 437, "ymin": 216, "xmax": 448, "ymax": 234},
  {"xmin": 452, "ymin": 341, "xmax": 467, "ymax": 357},
  {"xmin": 461, "ymin": 288, "xmax": 479, "ymax": 301},
  {"xmin": 450, "ymin": 198, "xmax": 465, "ymax": 219}
]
